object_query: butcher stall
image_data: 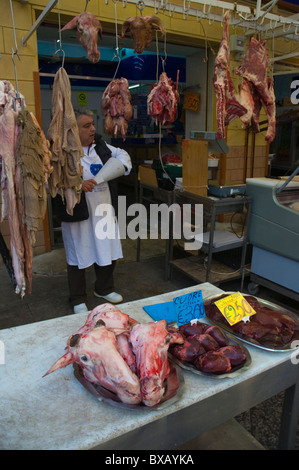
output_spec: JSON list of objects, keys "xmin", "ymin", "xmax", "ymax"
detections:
[
  {"xmin": 0, "ymin": 283, "xmax": 298, "ymax": 451},
  {"xmin": 246, "ymin": 171, "xmax": 299, "ymax": 301}
]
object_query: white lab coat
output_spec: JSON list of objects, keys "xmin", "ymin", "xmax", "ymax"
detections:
[{"xmin": 61, "ymin": 143, "xmax": 131, "ymax": 269}]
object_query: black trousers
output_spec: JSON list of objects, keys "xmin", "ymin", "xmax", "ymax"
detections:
[{"xmin": 67, "ymin": 261, "xmax": 116, "ymax": 307}]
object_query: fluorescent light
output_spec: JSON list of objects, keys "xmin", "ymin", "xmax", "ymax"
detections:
[{"xmin": 128, "ymin": 84, "xmax": 141, "ymax": 89}]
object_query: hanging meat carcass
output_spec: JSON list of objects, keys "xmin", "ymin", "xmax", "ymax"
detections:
[
  {"xmin": 61, "ymin": 12, "xmax": 102, "ymax": 63},
  {"xmin": 101, "ymin": 77, "xmax": 133, "ymax": 141},
  {"xmin": 0, "ymin": 81, "xmax": 51, "ymax": 296},
  {"xmin": 119, "ymin": 16, "xmax": 165, "ymax": 54},
  {"xmin": 15, "ymin": 110, "xmax": 53, "ymax": 294},
  {"xmin": 0, "ymin": 107, "xmax": 26, "ymax": 296},
  {"xmin": 147, "ymin": 72, "xmax": 180, "ymax": 126},
  {"xmin": 47, "ymin": 67, "xmax": 83, "ymax": 215},
  {"xmin": 213, "ymin": 11, "xmax": 247, "ymax": 140},
  {"xmin": 236, "ymin": 37, "xmax": 276, "ymax": 143}
]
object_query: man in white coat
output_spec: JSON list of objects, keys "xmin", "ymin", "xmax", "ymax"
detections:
[{"xmin": 61, "ymin": 110, "xmax": 132, "ymax": 314}]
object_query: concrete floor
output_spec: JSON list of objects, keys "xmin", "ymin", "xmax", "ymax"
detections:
[{"xmin": 0, "ymin": 241, "xmax": 298, "ymax": 450}]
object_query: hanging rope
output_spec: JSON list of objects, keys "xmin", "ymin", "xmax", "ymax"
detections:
[
  {"xmin": 112, "ymin": 0, "xmax": 121, "ymax": 80},
  {"xmin": 9, "ymin": 0, "xmax": 24, "ymax": 110},
  {"xmin": 53, "ymin": 0, "xmax": 65, "ymax": 68}
]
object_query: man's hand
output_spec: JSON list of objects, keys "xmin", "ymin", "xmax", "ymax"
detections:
[{"xmin": 82, "ymin": 179, "xmax": 97, "ymax": 192}]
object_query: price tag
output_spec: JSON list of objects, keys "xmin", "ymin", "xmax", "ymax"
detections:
[
  {"xmin": 215, "ymin": 292, "xmax": 256, "ymax": 326},
  {"xmin": 173, "ymin": 290, "xmax": 205, "ymax": 326},
  {"xmin": 184, "ymin": 92, "xmax": 200, "ymax": 112}
]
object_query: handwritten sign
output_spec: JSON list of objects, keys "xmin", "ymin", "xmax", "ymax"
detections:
[
  {"xmin": 215, "ymin": 292, "xmax": 256, "ymax": 326},
  {"xmin": 173, "ymin": 290, "xmax": 205, "ymax": 326},
  {"xmin": 184, "ymin": 92, "xmax": 200, "ymax": 112}
]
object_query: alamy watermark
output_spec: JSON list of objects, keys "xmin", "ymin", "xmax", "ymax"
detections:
[
  {"xmin": 290, "ymin": 80, "xmax": 299, "ymax": 105},
  {"xmin": 291, "ymin": 341, "xmax": 299, "ymax": 365},
  {"xmin": 94, "ymin": 196, "xmax": 204, "ymax": 250},
  {"xmin": 0, "ymin": 341, "xmax": 4, "ymax": 365}
]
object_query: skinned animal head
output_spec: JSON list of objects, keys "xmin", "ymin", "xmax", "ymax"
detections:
[
  {"xmin": 62, "ymin": 12, "xmax": 102, "ymax": 63},
  {"xmin": 119, "ymin": 15, "xmax": 164, "ymax": 54},
  {"xmin": 43, "ymin": 321, "xmax": 141, "ymax": 405}
]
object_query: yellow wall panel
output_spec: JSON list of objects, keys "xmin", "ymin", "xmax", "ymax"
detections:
[
  {"xmin": 0, "ymin": 1, "xmax": 32, "ymax": 29},
  {"xmin": 0, "ymin": 27, "xmax": 4, "ymax": 53},
  {"xmin": 3, "ymin": 27, "xmax": 36, "ymax": 56},
  {"xmin": 18, "ymin": 80, "xmax": 35, "ymax": 107},
  {"xmin": 0, "ymin": 53, "xmax": 37, "ymax": 84}
]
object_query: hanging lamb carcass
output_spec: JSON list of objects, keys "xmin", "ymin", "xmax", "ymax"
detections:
[
  {"xmin": 101, "ymin": 78, "xmax": 133, "ymax": 141},
  {"xmin": 147, "ymin": 72, "xmax": 180, "ymax": 126}
]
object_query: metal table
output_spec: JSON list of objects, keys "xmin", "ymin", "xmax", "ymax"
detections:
[
  {"xmin": 0, "ymin": 282, "xmax": 298, "ymax": 450},
  {"xmin": 169, "ymin": 190, "xmax": 252, "ymax": 290}
]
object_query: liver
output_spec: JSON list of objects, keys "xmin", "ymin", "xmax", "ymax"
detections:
[{"xmin": 0, "ymin": 282, "xmax": 298, "ymax": 450}]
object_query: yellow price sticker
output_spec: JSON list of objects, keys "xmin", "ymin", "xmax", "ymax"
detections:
[
  {"xmin": 215, "ymin": 292, "xmax": 256, "ymax": 326},
  {"xmin": 184, "ymin": 92, "xmax": 200, "ymax": 112}
]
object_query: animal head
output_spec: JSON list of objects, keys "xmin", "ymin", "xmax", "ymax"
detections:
[
  {"xmin": 43, "ymin": 320, "xmax": 141, "ymax": 405},
  {"xmin": 120, "ymin": 16, "xmax": 165, "ymax": 54},
  {"xmin": 62, "ymin": 12, "xmax": 102, "ymax": 63}
]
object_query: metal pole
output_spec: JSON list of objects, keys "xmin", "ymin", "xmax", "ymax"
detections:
[{"xmin": 22, "ymin": 0, "xmax": 58, "ymax": 47}]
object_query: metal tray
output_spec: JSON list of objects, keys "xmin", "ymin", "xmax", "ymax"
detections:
[
  {"xmin": 169, "ymin": 333, "xmax": 251, "ymax": 379},
  {"xmin": 73, "ymin": 360, "xmax": 185, "ymax": 411},
  {"xmin": 204, "ymin": 292, "xmax": 299, "ymax": 352}
]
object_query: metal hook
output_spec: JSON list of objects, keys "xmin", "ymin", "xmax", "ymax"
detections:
[
  {"xmin": 203, "ymin": 3, "xmax": 211, "ymax": 17},
  {"xmin": 137, "ymin": 0, "xmax": 145, "ymax": 14},
  {"xmin": 283, "ymin": 21, "xmax": 292, "ymax": 33},
  {"xmin": 196, "ymin": 9, "xmax": 202, "ymax": 22},
  {"xmin": 84, "ymin": 0, "xmax": 91, "ymax": 11},
  {"xmin": 183, "ymin": 0, "xmax": 190, "ymax": 19},
  {"xmin": 53, "ymin": 47, "xmax": 66, "ymax": 68},
  {"xmin": 168, "ymin": 3, "xmax": 175, "ymax": 17}
]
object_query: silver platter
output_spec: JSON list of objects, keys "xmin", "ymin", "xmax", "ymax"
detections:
[
  {"xmin": 204, "ymin": 292, "xmax": 299, "ymax": 352},
  {"xmin": 73, "ymin": 360, "xmax": 185, "ymax": 411},
  {"xmin": 169, "ymin": 332, "xmax": 251, "ymax": 379}
]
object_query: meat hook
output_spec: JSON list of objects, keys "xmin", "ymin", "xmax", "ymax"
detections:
[
  {"xmin": 53, "ymin": 0, "xmax": 66, "ymax": 68},
  {"xmin": 84, "ymin": 0, "xmax": 91, "ymax": 11},
  {"xmin": 183, "ymin": 0, "xmax": 191, "ymax": 19},
  {"xmin": 137, "ymin": 0, "xmax": 145, "ymax": 15},
  {"xmin": 168, "ymin": 4, "xmax": 175, "ymax": 17}
]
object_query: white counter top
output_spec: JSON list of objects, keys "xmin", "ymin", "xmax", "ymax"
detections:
[{"xmin": 0, "ymin": 282, "xmax": 297, "ymax": 450}]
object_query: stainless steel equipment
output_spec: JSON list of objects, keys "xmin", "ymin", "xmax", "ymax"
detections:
[{"xmin": 246, "ymin": 170, "xmax": 299, "ymax": 299}]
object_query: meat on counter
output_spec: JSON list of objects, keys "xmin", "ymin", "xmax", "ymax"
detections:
[
  {"xmin": 44, "ymin": 304, "xmax": 183, "ymax": 407},
  {"xmin": 170, "ymin": 321, "xmax": 247, "ymax": 375}
]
